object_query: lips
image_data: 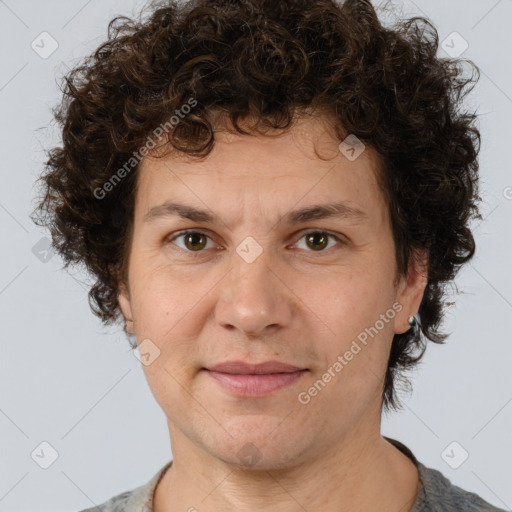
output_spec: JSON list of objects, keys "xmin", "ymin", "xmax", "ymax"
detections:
[
  {"xmin": 203, "ymin": 360, "xmax": 307, "ymax": 397},
  {"xmin": 205, "ymin": 360, "xmax": 305, "ymax": 375}
]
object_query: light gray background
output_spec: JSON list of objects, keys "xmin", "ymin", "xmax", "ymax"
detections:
[{"xmin": 0, "ymin": 0, "xmax": 511, "ymax": 511}]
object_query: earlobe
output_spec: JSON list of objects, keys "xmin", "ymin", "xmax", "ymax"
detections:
[
  {"xmin": 394, "ymin": 249, "xmax": 428, "ymax": 335},
  {"xmin": 118, "ymin": 283, "xmax": 134, "ymax": 333}
]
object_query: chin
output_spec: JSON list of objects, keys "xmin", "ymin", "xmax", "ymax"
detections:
[{"xmin": 205, "ymin": 419, "xmax": 311, "ymax": 470}]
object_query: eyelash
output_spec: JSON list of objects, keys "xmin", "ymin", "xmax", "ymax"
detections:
[{"xmin": 166, "ymin": 229, "xmax": 346, "ymax": 257}]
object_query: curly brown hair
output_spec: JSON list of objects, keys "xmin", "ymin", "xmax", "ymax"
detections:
[{"xmin": 31, "ymin": 0, "xmax": 482, "ymax": 411}]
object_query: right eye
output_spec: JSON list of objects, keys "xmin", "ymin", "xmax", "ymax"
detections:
[{"xmin": 166, "ymin": 230, "xmax": 217, "ymax": 256}]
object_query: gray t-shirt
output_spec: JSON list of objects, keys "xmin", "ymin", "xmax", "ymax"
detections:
[{"xmin": 78, "ymin": 437, "xmax": 507, "ymax": 511}]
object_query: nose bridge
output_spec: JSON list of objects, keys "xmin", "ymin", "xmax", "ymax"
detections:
[{"xmin": 215, "ymin": 237, "xmax": 293, "ymax": 336}]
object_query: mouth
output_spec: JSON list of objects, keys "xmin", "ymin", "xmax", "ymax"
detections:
[{"xmin": 202, "ymin": 360, "xmax": 308, "ymax": 397}]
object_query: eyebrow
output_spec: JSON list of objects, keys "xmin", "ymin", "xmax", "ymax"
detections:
[{"xmin": 143, "ymin": 200, "xmax": 369, "ymax": 226}]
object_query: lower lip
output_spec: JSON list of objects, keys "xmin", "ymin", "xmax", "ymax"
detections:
[{"xmin": 204, "ymin": 370, "xmax": 307, "ymax": 397}]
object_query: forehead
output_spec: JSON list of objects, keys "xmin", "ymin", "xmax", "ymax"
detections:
[{"xmin": 134, "ymin": 114, "xmax": 388, "ymax": 228}]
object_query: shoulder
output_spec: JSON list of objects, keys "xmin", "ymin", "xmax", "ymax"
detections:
[
  {"xmin": 417, "ymin": 462, "xmax": 507, "ymax": 512},
  {"xmin": 384, "ymin": 437, "xmax": 506, "ymax": 512},
  {"xmin": 76, "ymin": 460, "xmax": 173, "ymax": 512},
  {"xmin": 77, "ymin": 489, "xmax": 135, "ymax": 512}
]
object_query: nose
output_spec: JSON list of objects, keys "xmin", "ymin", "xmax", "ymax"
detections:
[{"xmin": 214, "ymin": 248, "xmax": 294, "ymax": 338}]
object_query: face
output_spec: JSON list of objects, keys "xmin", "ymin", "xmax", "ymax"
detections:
[{"xmin": 118, "ymin": 113, "xmax": 427, "ymax": 470}]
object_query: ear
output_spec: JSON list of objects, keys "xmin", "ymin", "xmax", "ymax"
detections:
[
  {"xmin": 118, "ymin": 282, "xmax": 135, "ymax": 334},
  {"xmin": 394, "ymin": 249, "xmax": 428, "ymax": 335}
]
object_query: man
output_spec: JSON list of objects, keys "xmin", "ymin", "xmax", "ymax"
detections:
[{"xmin": 32, "ymin": 0, "xmax": 505, "ymax": 510}]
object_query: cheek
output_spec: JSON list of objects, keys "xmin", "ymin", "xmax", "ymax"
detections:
[
  {"xmin": 129, "ymin": 264, "xmax": 203, "ymax": 334},
  {"xmin": 137, "ymin": 331, "xmax": 202, "ymax": 412},
  {"xmin": 302, "ymin": 270, "xmax": 380, "ymax": 335},
  {"xmin": 301, "ymin": 269, "xmax": 395, "ymax": 380}
]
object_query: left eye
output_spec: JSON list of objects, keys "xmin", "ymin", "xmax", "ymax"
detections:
[
  {"xmin": 292, "ymin": 231, "xmax": 343, "ymax": 252},
  {"xmin": 168, "ymin": 230, "xmax": 344, "ymax": 254}
]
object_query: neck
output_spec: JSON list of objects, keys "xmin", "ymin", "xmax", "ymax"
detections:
[{"xmin": 153, "ymin": 427, "xmax": 419, "ymax": 512}]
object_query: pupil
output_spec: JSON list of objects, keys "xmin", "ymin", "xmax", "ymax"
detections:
[
  {"xmin": 186, "ymin": 233, "xmax": 206, "ymax": 251},
  {"xmin": 184, "ymin": 233, "xmax": 328, "ymax": 252},
  {"xmin": 307, "ymin": 233, "xmax": 327, "ymax": 250}
]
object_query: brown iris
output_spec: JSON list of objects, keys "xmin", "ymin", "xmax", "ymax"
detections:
[
  {"xmin": 305, "ymin": 232, "xmax": 329, "ymax": 251},
  {"xmin": 184, "ymin": 233, "xmax": 208, "ymax": 251},
  {"xmin": 181, "ymin": 231, "xmax": 330, "ymax": 253}
]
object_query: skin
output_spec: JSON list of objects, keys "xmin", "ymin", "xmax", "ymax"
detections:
[{"xmin": 118, "ymin": 112, "xmax": 428, "ymax": 512}]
